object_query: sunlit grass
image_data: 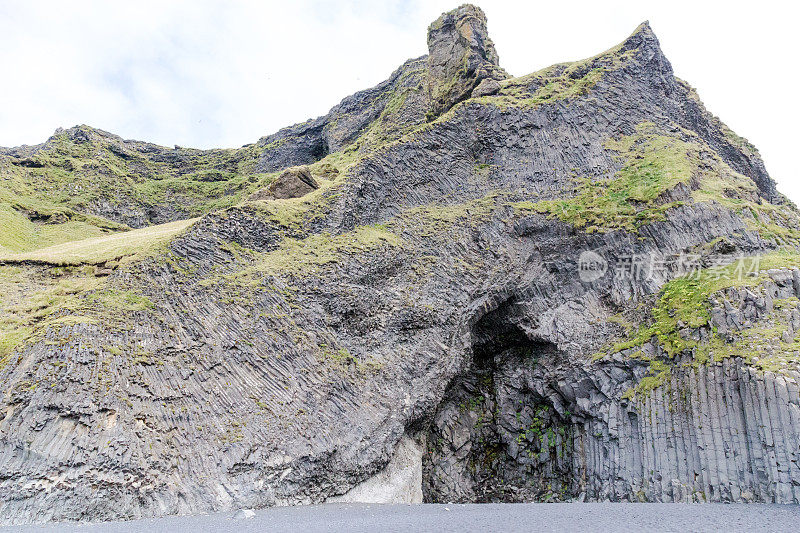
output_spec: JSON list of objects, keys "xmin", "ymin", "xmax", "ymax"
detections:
[{"xmin": 0, "ymin": 218, "xmax": 197, "ymax": 265}]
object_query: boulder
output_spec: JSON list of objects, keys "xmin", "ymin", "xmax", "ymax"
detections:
[
  {"xmin": 471, "ymin": 78, "xmax": 501, "ymax": 98},
  {"xmin": 257, "ymin": 166, "xmax": 319, "ymax": 200}
]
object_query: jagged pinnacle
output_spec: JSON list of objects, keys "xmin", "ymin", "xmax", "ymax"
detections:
[{"xmin": 426, "ymin": 4, "xmax": 508, "ymax": 118}]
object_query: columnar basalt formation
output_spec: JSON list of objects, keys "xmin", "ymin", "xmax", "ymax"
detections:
[
  {"xmin": 425, "ymin": 4, "xmax": 508, "ymax": 117},
  {"xmin": 1, "ymin": 4, "xmax": 799, "ymax": 525}
]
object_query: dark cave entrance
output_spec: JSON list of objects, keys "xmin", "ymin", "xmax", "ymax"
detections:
[{"xmin": 423, "ymin": 299, "xmax": 577, "ymax": 503}]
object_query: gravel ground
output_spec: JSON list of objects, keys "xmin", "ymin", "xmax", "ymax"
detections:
[{"xmin": 3, "ymin": 503, "xmax": 799, "ymax": 533}]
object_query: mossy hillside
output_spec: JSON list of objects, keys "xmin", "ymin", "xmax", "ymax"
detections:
[
  {"xmin": 685, "ymin": 138, "xmax": 800, "ymax": 245},
  {"xmin": 196, "ymin": 191, "xmax": 520, "ymax": 316},
  {"xmin": 475, "ymin": 63, "xmax": 605, "ymax": 111},
  {"xmin": 1, "ymin": 122, "xmax": 371, "ymax": 293},
  {"xmin": 133, "ymin": 170, "xmax": 272, "ymax": 217},
  {"xmin": 0, "ymin": 203, "xmax": 120, "ymax": 254},
  {"xmin": 0, "ymin": 125, "xmax": 271, "ymax": 231},
  {"xmin": 254, "ymin": 224, "xmax": 400, "ymax": 275},
  {"xmin": 509, "ymin": 121, "xmax": 800, "ymax": 244},
  {"xmin": 619, "ymin": 251, "xmax": 800, "ymax": 354},
  {"xmin": 0, "ymin": 151, "xmax": 131, "ymax": 253},
  {"xmin": 236, "ymin": 145, "xmax": 372, "ymax": 233},
  {"xmin": 204, "ymin": 224, "xmax": 401, "ymax": 288},
  {"xmin": 709, "ymin": 193, "xmax": 800, "ymax": 245},
  {"xmin": 471, "ymin": 24, "xmax": 641, "ymax": 112},
  {"xmin": 0, "ymin": 265, "xmax": 155, "ymax": 371},
  {"xmin": 388, "ymin": 23, "xmax": 645, "ymax": 148},
  {"xmin": 514, "ymin": 123, "xmax": 696, "ymax": 232}
]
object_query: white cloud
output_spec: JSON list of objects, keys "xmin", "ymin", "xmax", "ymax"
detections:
[{"xmin": 0, "ymin": 0, "xmax": 796, "ymax": 201}]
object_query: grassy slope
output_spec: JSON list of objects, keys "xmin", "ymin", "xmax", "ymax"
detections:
[
  {"xmin": 0, "ymin": 125, "xmax": 274, "ymax": 254},
  {"xmin": 0, "ymin": 217, "xmax": 196, "ymax": 367},
  {"xmin": 0, "ymin": 204, "xmax": 118, "ymax": 254},
  {"xmin": 0, "ymin": 218, "xmax": 197, "ymax": 265}
]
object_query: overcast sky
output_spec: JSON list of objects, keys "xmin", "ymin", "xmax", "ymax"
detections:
[{"xmin": 1, "ymin": 0, "xmax": 796, "ymax": 201}]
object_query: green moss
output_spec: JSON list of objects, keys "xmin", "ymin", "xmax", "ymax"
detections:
[
  {"xmin": 624, "ymin": 360, "xmax": 672, "ymax": 400},
  {"xmin": 252, "ymin": 224, "xmax": 400, "ymax": 275},
  {"xmin": 103, "ymin": 345, "xmax": 123, "ymax": 356},
  {"xmin": 341, "ymin": 64, "xmax": 426, "ymax": 150},
  {"xmin": 219, "ymin": 240, "xmax": 255, "ymax": 262},
  {"xmin": 693, "ymin": 294, "xmax": 800, "ymax": 373},
  {"xmin": 514, "ymin": 123, "xmax": 694, "ymax": 232},
  {"xmin": 0, "ymin": 189, "xmax": 128, "ymax": 255},
  {"xmin": 608, "ymin": 250, "xmax": 800, "ymax": 399},
  {"xmin": 87, "ymin": 289, "xmax": 155, "ymax": 312},
  {"xmin": 317, "ymin": 343, "xmax": 381, "ymax": 373},
  {"xmin": 609, "ymin": 258, "xmax": 768, "ymax": 358},
  {"xmin": 0, "ymin": 328, "xmax": 29, "ymax": 370},
  {"xmin": 477, "ymin": 66, "xmax": 608, "ymax": 111},
  {"xmin": 134, "ymin": 169, "xmax": 274, "ymax": 216},
  {"xmin": 0, "ymin": 125, "xmax": 267, "ymax": 253}
]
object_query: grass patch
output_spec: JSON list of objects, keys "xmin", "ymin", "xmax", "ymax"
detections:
[
  {"xmin": 0, "ymin": 218, "xmax": 196, "ymax": 265},
  {"xmin": 514, "ymin": 123, "xmax": 695, "ymax": 232},
  {"xmin": 252, "ymin": 224, "xmax": 400, "ymax": 275}
]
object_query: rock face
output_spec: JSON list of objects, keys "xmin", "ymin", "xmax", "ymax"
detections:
[
  {"xmin": 426, "ymin": 4, "xmax": 508, "ymax": 117},
  {"xmin": 1, "ymin": 4, "xmax": 800, "ymax": 526},
  {"xmin": 257, "ymin": 166, "xmax": 318, "ymax": 200},
  {"xmin": 471, "ymin": 78, "xmax": 501, "ymax": 98}
]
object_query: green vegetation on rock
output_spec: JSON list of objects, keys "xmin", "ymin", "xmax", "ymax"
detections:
[
  {"xmin": 472, "ymin": 24, "xmax": 640, "ymax": 111},
  {"xmin": 249, "ymin": 224, "xmax": 400, "ymax": 276},
  {"xmin": 604, "ymin": 250, "xmax": 800, "ymax": 399},
  {"xmin": 0, "ymin": 265, "xmax": 156, "ymax": 368},
  {"xmin": 515, "ymin": 123, "xmax": 695, "ymax": 232},
  {"xmin": 0, "ymin": 125, "xmax": 272, "ymax": 255}
]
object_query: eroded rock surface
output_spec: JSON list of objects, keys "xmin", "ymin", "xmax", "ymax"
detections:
[
  {"xmin": 426, "ymin": 4, "xmax": 508, "ymax": 117},
  {"xmin": 257, "ymin": 166, "xmax": 318, "ymax": 200}
]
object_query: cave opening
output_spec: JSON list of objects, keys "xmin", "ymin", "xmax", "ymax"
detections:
[{"xmin": 423, "ymin": 299, "xmax": 577, "ymax": 503}]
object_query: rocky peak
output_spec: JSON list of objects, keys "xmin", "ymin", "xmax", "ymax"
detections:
[
  {"xmin": 621, "ymin": 21, "xmax": 657, "ymax": 51},
  {"xmin": 426, "ymin": 4, "xmax": 508, "ymax": 118},
  {"xmin": 618, "ymin": 21, "xmax": 676, "ymax": 92}
]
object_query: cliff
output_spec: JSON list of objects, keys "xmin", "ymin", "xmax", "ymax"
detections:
[{"xmin": 1, "ymin": 4, "xmax": 799, "ymax": 524}]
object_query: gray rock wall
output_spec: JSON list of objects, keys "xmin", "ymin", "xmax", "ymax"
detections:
[{"xmin": 1, "ymin": 6, "xmax": 798, "ymax": 525}]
